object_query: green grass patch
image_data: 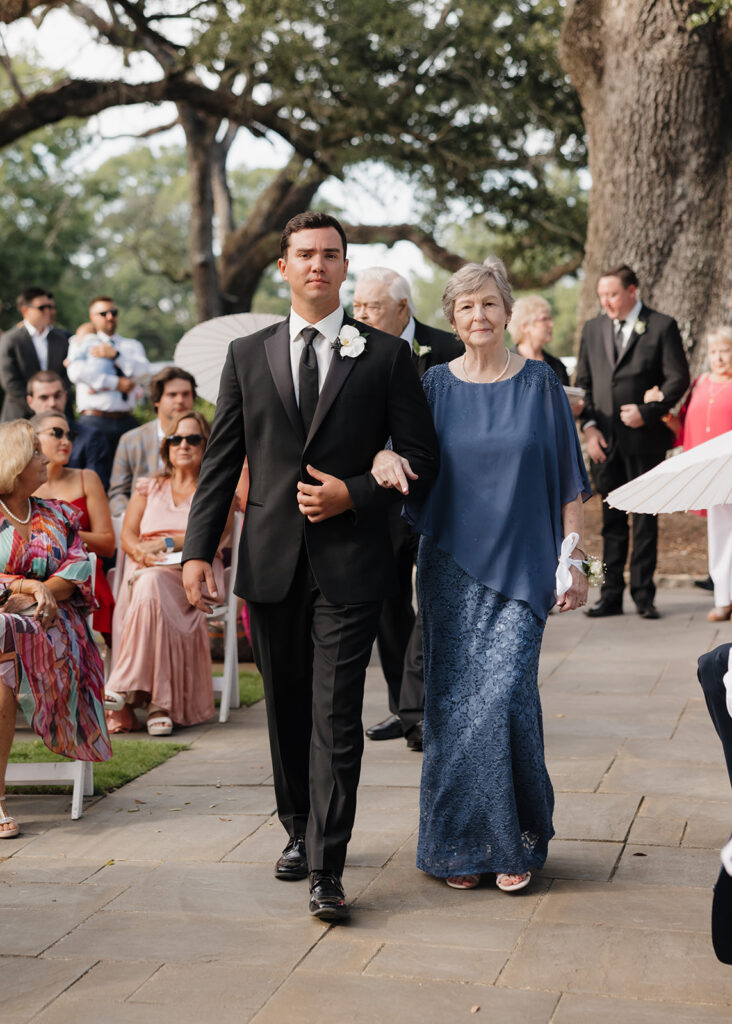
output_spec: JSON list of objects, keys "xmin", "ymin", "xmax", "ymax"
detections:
[
  {"xmin": 8, "ymin": 738, "xmax": 188, "ymax": 795},
  {"xmin": 239, "ymin": 669, "xmax": 264, "ymax": 706}
]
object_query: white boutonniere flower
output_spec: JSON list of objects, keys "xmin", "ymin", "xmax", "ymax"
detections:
[
  {"xmin": 413, "ymin": 341, "xmax": 432, "ymax": 358},
  {"xmin": 332, "ymin": 324, "xmax": 367, "ymax": 358},
  {"xmin": 634, "ymin": 320, "xmax": 647, "ymax": 336}
]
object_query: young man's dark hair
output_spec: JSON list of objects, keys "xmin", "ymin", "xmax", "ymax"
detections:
[
  {"xmin": 279, "ymin": 212, "xmax": 348, "ymax": 259},
  {"xmin": 150, "ymin": 366, "xmax": 198, "ymax": 406},
  {"xmin": 599, "ymin": 264, "xmax": 639, "ymax": 290},
  {"xmin": 16, "ymin": 287, "xmax": 53, "ymax": 313}
]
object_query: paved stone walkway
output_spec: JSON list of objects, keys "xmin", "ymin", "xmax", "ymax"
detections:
[{"xmin": 2, "ymin": 588, "xmax": 732, "ymax": 1022}]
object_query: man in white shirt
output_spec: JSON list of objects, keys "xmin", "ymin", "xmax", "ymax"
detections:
[
  {"xmin": 66, "ymin": 295, "xmax": 151, "ymax": 476},
  {"xmin": 0, "ymin": 287, "xmax": 72, "ymax": 420}
]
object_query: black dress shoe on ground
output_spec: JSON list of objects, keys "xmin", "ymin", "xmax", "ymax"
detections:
[
  {"xmin": 308, "ymin": 871, "xmax": 350, "ymax": 922},
  {"xmin": 585, "ymin": 599, "xmax": 623, "ymax": 618},
  {"xmin": 406, "ymin": 721, "xmax": 423, "ymax": 752},
  {"xmin": 695, "ymin": 575, "xmax": 714, "ymax": 592},
  {"xmin": 274, "ymin": 836, "xmax": 308, "ymax": 880},
  {"xmin": 637, "ymin": 603, "xmax": 661, "ymax": 619},
  {"xmin": 365, "ymin": 714, "xmax": 403, "ymax": 741}
]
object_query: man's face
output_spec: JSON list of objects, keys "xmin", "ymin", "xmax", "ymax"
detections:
[
  {"xmin": 597, "ymin": 276, "xmax": 637, "ymax": 321},
  {"xmin": 156, "ymin": 378, "xmax": 195, "ymax": 429},
  {"xmin": 353, "ymin": 279, "xmax": 409, "ymax": 337},
  {"xmin": 277, "ymin": 228, "xmax": 348, "ymax": 313},
  {"xmin": 27, "ymin": 380, "xmax": 67, "ymax": 414},
  {"xmin": 89, "ymin": 300, "xmax": 119, "ymax": 335},
  {"xmin": 22, "ymin": 295, "xmax": 55, "ymax": 332}
]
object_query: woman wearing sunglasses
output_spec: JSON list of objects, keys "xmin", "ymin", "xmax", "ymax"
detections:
[
  {"xmin": 31, "ymin": 410, "xmax": 116, "ymax": 640},
  {"xmin": 106, "ymin": 411, "xmax": 230, "ymax": 735}
]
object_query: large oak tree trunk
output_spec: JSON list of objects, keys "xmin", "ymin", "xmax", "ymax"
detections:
[{"xmin": 561, "ymin": 1, "xmax": 732, "ymax": 371}]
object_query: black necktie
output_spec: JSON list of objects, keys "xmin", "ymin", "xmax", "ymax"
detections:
[
  {"xmin": 614, "ymin": 320, "xmax": 625, "ymax": 357},
  {"xmin": 298, "ymin": 326, "xmax": 319, "ymax": 433}
]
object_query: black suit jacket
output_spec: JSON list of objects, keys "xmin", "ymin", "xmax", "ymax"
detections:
[
  {"xmin": 0, "ymin": 325, "xmax": 72, "ymax": 420},
  {"xmin": 411, "ymin": 319, "xmax": 464, "ymax": 378},
  {"xmin": 575, "ymin": 304, "xmax": 689, "ymax": 456},
  {"xmin": 183, "ymin": 315, "xmax": 440, "ymax": 605}
]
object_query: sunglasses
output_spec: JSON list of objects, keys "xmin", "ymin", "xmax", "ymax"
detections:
[
  {"xmin": 98, "ymin": 309, "xmax": 119, "ymax": 317},
  {"xmin": 168, "ymin": 433, "xmax": 204, "ymax": 447},
  {"xmin": 32, "ymin": 304, "xmax": 56, "ymax": 312},
  {"xmin": 40, "ymin": 426, "xmax": 77, "ymax": 441}
]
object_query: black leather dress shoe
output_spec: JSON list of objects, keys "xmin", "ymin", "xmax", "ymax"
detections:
[
  {"xmin": 308, "ymin": 871, "xmax": 350, "ymax": 922},
  {"xmin": 406, "ymin": 721, "xmax": 423, "ymax": 752},
  {"xmin": 695, "ymin": 575, "xmax": 714, "ymax": 592},
  {"xmin": 365, "ymin": 714, "xmax": 403, "ymax": 741},
  {"xmin": 585, "ymin": 599, "xmax": 623, "ymax": 618},
  {"xmin": 274, "ymin": 836, "xmax": 308, "ymax": 880},
  {"xmin": 637, "ymin": 603, "xmax": 661, "ymax": 619}
]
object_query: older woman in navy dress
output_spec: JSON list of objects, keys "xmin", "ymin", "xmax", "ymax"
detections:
[{"xmin": 373, "ymin": 259, "xmax": 590, "ymax": 892}]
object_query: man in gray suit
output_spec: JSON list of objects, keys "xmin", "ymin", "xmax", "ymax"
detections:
[
  {"xmin": 0, "ymin": 287, "xmax": 73, "ymax": 420},
  {"xmin": 108, "ymin": 366, "xmax": 197, "ymax": 515}
]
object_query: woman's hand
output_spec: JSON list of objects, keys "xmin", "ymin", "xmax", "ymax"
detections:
[
  {"xmin": 132, "ymin": 538, "xmax": 167, "ymax": 567},
  {"xmin": 370, "ymin": 450, "xmax": 418, "ymax": 494},
  {"xmin": 24, "ymin": 580, "xmax": 59, "ymax": 628},
  {"xmin": 555, "ymin": 564, "xmax": 589, "ymax": 613}
]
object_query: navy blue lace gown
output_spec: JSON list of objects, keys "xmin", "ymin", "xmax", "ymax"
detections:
[{"xmin": 404, "ymin": 360, "xmax": 590, "ymax": 878}]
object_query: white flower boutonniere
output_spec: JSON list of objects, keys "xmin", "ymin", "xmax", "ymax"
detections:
[
  {"xmin": 332, "ymin": 324, "xmax": 367, "ymax": 358},
  {"xmin": 634, "ymin": 320, "xmax": 647, "ymax": 336},
  {"xmin": 413, "ymin": 341, "xmax": 432, "ymax": 358}
]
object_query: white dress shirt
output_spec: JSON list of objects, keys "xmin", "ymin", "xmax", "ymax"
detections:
[
  {"xmin": 67, "ymin": 331, "xmax": 151, "ymax": 413},
  {"xmin": 288, "ymin": 306, "xmax": 345, "ymax": 404},
  {"xmin": 400, "ymin": 316, "xmax": 416, "ymax": 347},
  {"xmin": 23, "ymin": 320, "xmax": 49, "ymax": 371},
  {"xmin": 613, "ymin": 298, "xmax": 643, "ymax": 351}
]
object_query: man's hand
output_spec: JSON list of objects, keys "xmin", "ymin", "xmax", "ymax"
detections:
[
  {"xmin": 117, "ymin": 376, "xmax": 135, "ymax": 394},
  {"xmin": 183, "ymin": 559, "xmax": 220, "ymax": 611},
  {"xmin": 620, "ymin": 403, "xmax": 645, "ymax": 429},
  {"xmin": 297, "ymin": 465, "xmax": 355, "ymax": 523},
  {"xmin": 584, "ymin": 425, "xmax": 608, "ymax": 463},
  {"xmin": 89, "ymin": 342, "xmax": 117, "ymax": 359},
  {"xmin": 370, "ymin": 450, "xmax": 418, "ymax": 494}
]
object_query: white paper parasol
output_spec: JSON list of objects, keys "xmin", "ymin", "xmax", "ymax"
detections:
[
  {"xmin": 174, "ymin": 312, "xmax": 282, "ymax": 404},
  {"xmin": 605, "ymin": 430, "xmax": 732, "ymax": 513}
]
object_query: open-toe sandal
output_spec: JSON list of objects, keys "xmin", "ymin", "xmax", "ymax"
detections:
[
  {"xmin": 496, "ymin": 871, "xmax": 531, "ymax": 892},
  {"xmin": 104, "ymin": 690, "xmax": 126, "ymax": 711},
  {"xmin": 0, "ymin": 794, "xmax": 20, "ymax": 839},
  {"xmin": 446, "ymin": 874, "xmax": 480, "ymax": 889},
  {"xmin": 146, "ymin": 714, "xmax": 173, "ymax": 736}
]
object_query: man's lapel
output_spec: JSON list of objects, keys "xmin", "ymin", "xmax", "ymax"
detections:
[
  {"xmin": 47, "ymin": 330, "xmax": 66, "ymax": 374},
  {"xmin": 264, "ymin": 319, "xmax": 305, "ymax": 442},
  {"xmin": 18, "ymin": 329, "xmax": 41, "ymax": 375},
  {"xmin": 601, "ymin": 316, "xmax": 616, "ymax": 370},
  {"xmin": 304, "ymin": 313, "xmax": 359, "ymax": 448},
  {"xmin": 146, "ymin": 421, "xmax": 161, "ymax": 471}
]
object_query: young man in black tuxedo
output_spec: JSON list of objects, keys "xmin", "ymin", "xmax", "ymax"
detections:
[
  {"xmin": 353, "ymin": 267, "xmax": 463, "ymax": 750},
  {"xmin": 182, "ymin": 213, "xmax": 439, "ymax": 921},
  {"xmin": 575, "ymin": 264, "xmax": 689, "ymax": 619}
]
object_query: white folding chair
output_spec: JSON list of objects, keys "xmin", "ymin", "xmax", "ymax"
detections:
[
  {"xmin": 209, "ymin": 510, "xmax": 243, "ymax": 723},
  {"xmin": 6, "ymin": 551, "xmax": 100, "ymax": 819}
]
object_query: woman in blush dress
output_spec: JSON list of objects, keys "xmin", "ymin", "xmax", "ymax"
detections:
[
  {"xmin": 106, "ymin": 412, "xmax": 230, "ymax": 735},
  {"xmin": 31, "ymin": 410, "xmax": 115, "ymax": 638},
  {"xmin": 0, "ymin": 420, "xmax": 111, "ymax": 838},
  {"xmin": 373, "ymin": 259, "xmax": 591, "ymax": 892}
]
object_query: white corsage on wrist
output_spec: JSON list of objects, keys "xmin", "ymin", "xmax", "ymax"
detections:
[
  {"xmin": 556, "ymin": 532, "xmax": 605, "ymax": 598},
  {"xmin": 332, "ymin": 325, "xmax": 367, "ymax": 358}
]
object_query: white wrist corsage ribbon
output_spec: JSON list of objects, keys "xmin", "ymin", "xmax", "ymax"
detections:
[{"xmin": 556, "ymin": 532, "xmax": 584, "ymax": 599}]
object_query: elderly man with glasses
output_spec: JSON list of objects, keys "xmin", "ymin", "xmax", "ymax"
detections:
[
  {"xmin": 0, "ymin": 287, "xmax": 73, "ymax": 421},
  {"xmin": 66, "ymin": 296, "xmax": 151, "ymax": 478}
]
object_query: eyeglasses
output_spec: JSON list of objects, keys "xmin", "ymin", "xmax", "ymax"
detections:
[
  {"xmin": 31, "ymin": 304, "xmax": 56, "ymax": 312},
  {"xmin": 168, "ymin": 433, "xmax": 204, "ymax": 447},
  {"xmin": 97, "ymin": 309, "xmax": 119, "ymax": 317},
  {"xmin": 39, "ymin": 427, "xmax": 77, "ymax": 441}
]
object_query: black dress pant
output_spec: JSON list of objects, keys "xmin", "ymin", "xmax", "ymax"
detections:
[
  {"xmin": 591, "ymin": 440, "xmax": 665, "ymax": 607},
  {"xmin": 375, "ymin": 508, "xmax": 424, "ymax": 734},
  {"xmin": 697, "ymin": 644, "xmax": 732, "ymax": 787},
  {"xmin": 247, "ymin": 545, "xmax": 381, "ymax": 875}
]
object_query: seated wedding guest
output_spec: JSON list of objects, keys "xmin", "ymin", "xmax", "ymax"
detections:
[
  {"xmin": 26, "ymin": 371, "xmax": 111, "ymax": 488},
  {"xmin": 106, "ymin": 412, "xmax": 228, "ymax": 736},
  {"xmin": 31, "ymin": 410, "xmax": 115, "ymax": 639},
  {"xmin": 510, "ymin": 295, "xmax": 569, "ymax": 385},
  {"xmin": 375, "ymin": 259, "xmax": 590, "ymax": 891},
  {"xmin": 0, "ymin": 420, "xmax": 111, "ymax": 837},
  {"xmin": 109, "ymin": 367, "xmax": 197, "ymax": 517},
  {"xmin": 655, "ymin": 327, "xmax": 732, "ymax": 622}
]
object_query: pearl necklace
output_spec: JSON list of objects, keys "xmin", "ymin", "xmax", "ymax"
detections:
[
  {"xmin": 0, "ymin": 497, "xmax": 31, "ymax": 524},
  {"xmin": 462, "ymin": 348, "xmax": 511, "ymax": 384}
]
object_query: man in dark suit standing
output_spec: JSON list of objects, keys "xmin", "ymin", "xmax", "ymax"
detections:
[
  {"xmin": 353, "ymin": 267, "xmax": 463, "ymax": 750},
  {"xmin": 182, "ymin": 214, "xmax": 439, "ymax": 921},
  {"xmin": 0, "ymin": 288, "xmax": 72, "ymax": 420},
  {"xmin": 576, "ymin": 264, "xmax": 689, "ymax": 619}
]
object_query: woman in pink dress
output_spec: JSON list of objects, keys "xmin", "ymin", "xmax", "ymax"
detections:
[
  {"xmin": 675, "ymin": 326, "xmax": 732, "ymax": 621},
  {"xmin": 106, "ymin": 411, "xmax": 230, "ymax": 735},
  {"xmin": 31, "ymin": 410, "xmax": 116, "ymax": 637}
]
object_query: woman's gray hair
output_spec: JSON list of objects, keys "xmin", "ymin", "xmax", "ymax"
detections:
[
  {"xmin": 442, "ymin": 257, "xmax": 514, "ymax": 326},
  {"xmin": 29, "ymin": 410, "xmax": 69, "ymax": 432},
  {"xmin": 0, "ymin": 419, "xmax": 36, "ymax": 495},
  {"xmin": 355, "ymin": 267, "xmax": 416, "ymax": 316},
  {"xmin": 705, "ymin": 325, "xmax": 732, "ymax": 348},
  {"xmin": 510, "ymin": 295, "xmax": 552, "ymax": 345}
]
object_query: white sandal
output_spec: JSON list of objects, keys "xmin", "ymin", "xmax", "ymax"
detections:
[
  {"xmin": 104, "ymin": 691, "xmax": 125, "ymax": 711},
  {"xmin": 146, "ymin": 714, "xmax": 173, "ymax": 736},
  {"xmin": 496, "ymin": 871, "xmax": 531, "ymax": 892},
  {"xmin": 0, "ymin": 794, "xmax": 20, "ymax": 839}
]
